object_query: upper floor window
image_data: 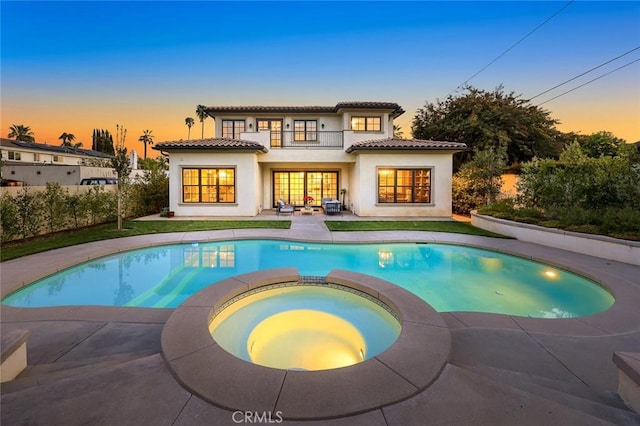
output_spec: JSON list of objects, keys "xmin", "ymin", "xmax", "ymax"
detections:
[
  {"xmin": 8, "ymin": 151, "xmax": 21, "ymax": 160},
  {"xmin": 182, "ymin": 168, "xmax": 235, "ymax": 203},
  {"xmin": 351, "ymin": 116, "xmax": 381, "ymax": 132},
  {"xmin": 378, "ymin": 168, "xmax": 431, "ymax": 204},
  {"xmin": 293, "ymin": 120, "xmax": 317, "ymax": 141},
  {"xmin": 222, "ymin": 120, "xmax": 245, "ymax": 139}
]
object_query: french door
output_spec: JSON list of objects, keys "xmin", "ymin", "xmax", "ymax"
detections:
[
  {"xmin": 273, "ymin": 171, "xmax": 338, "ymax": 207},
  {"xmin": 257, "ymin": 119, "xmax": 282, "ymax": 148}
]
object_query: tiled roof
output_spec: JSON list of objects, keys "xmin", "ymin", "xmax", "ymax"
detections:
[
  {"xmin": 346, "ymin": 138, "xmax": 467, "ymax": 153},
  {"xmin": 205, "ymin": 101, "xmax": 405, "ymax": 118},
  {"xmin": 0, "ymin": 138, "xmax": 114, "ymax": 158},
  {"xmin": 154, "ymin": 138, "xmax": 268, "ymax": 152},
  {"xmin": 335, "ymin": 102, "xmax": 405, "ymax": 117}
]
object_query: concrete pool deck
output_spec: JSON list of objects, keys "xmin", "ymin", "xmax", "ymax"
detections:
[{"xmin": 1, "ymin": 213, "xmax": 640, "ymax": 425}]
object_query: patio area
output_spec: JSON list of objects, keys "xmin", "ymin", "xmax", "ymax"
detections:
[{"xmin": 1, "ymin": 213, "xmax": 639, "ymax": 425}]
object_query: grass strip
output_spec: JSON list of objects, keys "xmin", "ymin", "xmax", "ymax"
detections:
[
  {"xmin": 324, "ymin": 220, "xmax": 507, "ymax": 237},
  {"xmin": 1, "ymin": 220, "xmax": 291, "ymax": 262}
]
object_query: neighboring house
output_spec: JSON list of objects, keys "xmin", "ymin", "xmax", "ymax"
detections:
[
  {"xmin": 1, "ymin": 138, "xmax": 115, "ymax": 186},
  {"xmin": 154, "ymin": 101, "xmax": 467, "ymax": 217}
]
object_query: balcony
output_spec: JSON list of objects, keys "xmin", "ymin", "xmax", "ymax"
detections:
[{"xmin": 271, "ymin": 131, "xmax": 343, "ymax": 149}]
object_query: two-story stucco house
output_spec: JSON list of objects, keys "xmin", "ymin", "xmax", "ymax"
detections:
[{"xmin": 154, "ymin": 101, "xmax": 466, "ymax": 217}]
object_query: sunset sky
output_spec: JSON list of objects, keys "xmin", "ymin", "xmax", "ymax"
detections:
[{"xmin": 2, "ymin": 1, "xmax": 639, "ymax": 155}]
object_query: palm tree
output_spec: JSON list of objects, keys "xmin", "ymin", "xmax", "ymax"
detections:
[
  {"xmin": 393, "ymin": 124, "xmax": 403, "ymax": 139},
  {"xmin": 196, "ymin": 105, "xmax": 207, "ymax": 139},
  {"xmin": 59, "ymin": 132, "xmax": 76, "ymax": 147},
  {"xmin": 8, "ymin": 124, "xmax": 35, "ymax": 142},
  {"xmin": 185, "ymin": 117, "xmax": 195, "ymax": 140},
  {"xmin": 138, "ymin": 129, "xmax": 154, "ymax": 159}
]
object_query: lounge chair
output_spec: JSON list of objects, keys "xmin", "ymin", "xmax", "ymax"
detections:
[
  {"xmin": 322, "ymin": 199, "xmax": 342, "ymax": 216},
  {"xmin": 276, "ymin": 199, "xmax": 295, "ymax": 216}
]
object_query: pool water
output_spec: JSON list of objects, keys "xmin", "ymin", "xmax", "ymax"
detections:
[
  {"xmin": 209, "ymin": 283, "xmax": 401, "ymax": 370},
  {"xmin": 1, "ymin": 240, "xmax": 614, "ymax": 318}
]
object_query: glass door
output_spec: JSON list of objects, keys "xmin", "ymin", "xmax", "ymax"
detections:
[
  {"xmin": 273, "ymin": 171, "xmax": 339, "ymax": 207},
  {"xmin": 257, "ymin": 119, "xmax": 283, "ymax": 148}
]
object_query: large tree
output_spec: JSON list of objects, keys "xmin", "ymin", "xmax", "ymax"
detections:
[
  {"xmin": 8, "ymin": 124, "xmax": 35, "ymax": 142},
  {"xmin": 92, "ymin": 129, "xmax": 115, "ymax": 155},
  {"xmin": 196, "ymin": 105, "xmax": 207, "ymax": 139},
  {"xmin": 412, "ymin": 85, "xmax": 563, "ymax": 167},
  {"xmin": 185, "ymin": 117, "xmax": 195, "ymax": 140},
  {"xmin": 138, "ymin": 129, "xmax": 154, "ymax": 159}
]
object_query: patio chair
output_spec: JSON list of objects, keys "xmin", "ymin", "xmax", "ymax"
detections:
[
  {"xmin": 323, "ymin": 199, "xmax": 342, "ymax": 216},
  {"xmin": 276, "ymin": 199, "xmax": 295, "ymax": 216}
]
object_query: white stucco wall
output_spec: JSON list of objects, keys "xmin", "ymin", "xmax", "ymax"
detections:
[
  {"xmin": 352, "ymin": 151, "xmax": 456, "ymax": 217},
  {"xmin": 168, "ymin": 151, "xmax": 261, "ymax": 216},
  {"xmin": 3, "ymin": 164, "xmax": 115, "ymax": 186}
]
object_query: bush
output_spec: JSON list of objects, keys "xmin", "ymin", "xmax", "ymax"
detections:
[
  {"xmin": 43, "ymin": 182, "xmax": 67, "ymax": 233},
  {"xmin": 0, "ymin": 192, "xmax": 19, "ymax": 242},
  {"xmin": 479, "ymin": 201, "xmax": 640, "ymax": 241},
  {"xmin": 85, "ymin": 186, "xmax": 116, "ymax": 225},
  {"xmin": 517, "ymin": 142, "xmax": 640, "ymax": 211},
  {"xmin": 14, "ymin": 187, "xmax": 44, "ymax": 239},
  {"xmin": 128, "ymin": 168, "xmax": 169, "ymax": 217},
  {"xmin": 452, "ymin": 144, "xmax": 507, "ymax": 214}
]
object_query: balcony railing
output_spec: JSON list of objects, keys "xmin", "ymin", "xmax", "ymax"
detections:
[{"xmin": 271, "ymin": 131, "xmax": 343, "ymax": 149}]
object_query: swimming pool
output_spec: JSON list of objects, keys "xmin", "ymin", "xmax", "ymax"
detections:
[{"xmin": 2, "ymin": 240, "xmax": 614, "ymax": 318}]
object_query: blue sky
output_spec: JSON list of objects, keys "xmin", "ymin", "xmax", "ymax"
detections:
[{"xmin": 2, "ymin": 1, "xmax": 639, "ymax": 150}]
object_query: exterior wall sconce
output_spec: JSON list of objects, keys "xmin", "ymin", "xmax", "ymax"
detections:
[
  {"xmin": 248, "ymin": 123, "xmax": 253, "ymax": 129},
  {"xmin": 286, "ymin": 123, "xmax": 290, "ymax": 129},
  {"xmin": 321, "ymin": 123, "xmax": 325, "ymax": 129}
]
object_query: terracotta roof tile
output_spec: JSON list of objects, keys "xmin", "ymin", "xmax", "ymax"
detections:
[
  {"xmin": 205, "ymin": 101, "xmax": 405, "ymax": 118},
  {"xmin": 346, "ymin": 138, "xmax": 467, "ymax": 153},
  {"xmin": 154, "ymin": 138, "xmax": 268, "ymax": 152}
]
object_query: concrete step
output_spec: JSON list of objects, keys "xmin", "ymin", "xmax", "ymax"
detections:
[
  {"xmin": 1, "ymin": 351, "xmax": 158, "ymax": 394},
  {"xmin": 456, "ymin": 362, "xmax": 640, "ymax": 425}
]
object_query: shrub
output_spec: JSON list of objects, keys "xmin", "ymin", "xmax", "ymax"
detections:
[
  {"xmin": 65, "ymin": 190, "xmax": 87, "ymax": 229},
  {"xmin": 0, "ymin": 192, "xmax": 19, "ymax": 242},
  {"xmin": 128, "ymin": 168, "xmax": 169, "ymax": 217},
  {"xmin": 85, "ymin": 186, "xmax": 116, "ymax": 225},
  {"xmin": 14, "ymin": 187, "xmax": 43, "ymax": 239},
  {"xmin": 42, "ymin": 182, "xmax": 67, "ymax": 233}
]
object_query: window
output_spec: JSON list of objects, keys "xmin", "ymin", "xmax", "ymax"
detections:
[
  {"xmin": 351, "ymin": 116, "xmax": 381, "ymax": 132},
  {"xmin": 8, "ymin": 151, "xmax": 21, "ymax": 160},
  {"xmin": 378, "ymin": 168, "xmax": 431, "ymax": 203},
  {"xmin": 34, "ymin": 153, "xmax": 41, "ymax": 161},
  {"xmin": 183, "ymin": 244, "xmax": 235, "ymax": 268},
  {"xmin": 53, "ymin": 155, "xmax": 62, "ymax": 162},
  {"xmin": 182, "ymin": 168, "xmax": 235, "ymax": 203},
  {"xmin": 221, "ymin": 120, "xmax": 245, "ymax": 139},
  {"xmin": 293, "ymin": 120, "xmax": 317, "ymax": 141}
]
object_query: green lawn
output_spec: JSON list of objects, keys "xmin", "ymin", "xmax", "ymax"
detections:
[
  {"xmin": 1, "ymin": 219, "xmax": 505, "ymax": 262},
  {"xmin": 325, "ymin": 220, "xmax": 507, "ymax": 237},
  {"xmin": 0, "ymin": 220, "xmax": 290, "ymax": 262}
]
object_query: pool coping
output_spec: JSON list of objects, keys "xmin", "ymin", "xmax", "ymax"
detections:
[
  {"xmin": 2, "ymin": 231, "xmax": 639, "ymax": 338},
  {"xmin": 161, "ymin": 268, "xmax": 451, "ymax": 420}
]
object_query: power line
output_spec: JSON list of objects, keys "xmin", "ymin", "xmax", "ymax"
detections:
[
  {"xmin": 527, "ymin": 46, "xmax": 640, "ymax": 101},
  {"xmin": 536, "ymin": 58, "xmax": 640, "ymax": 106},
  {"xmin": 446, "ymin": 0, "xmax": 575, "ymax": 97}
]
